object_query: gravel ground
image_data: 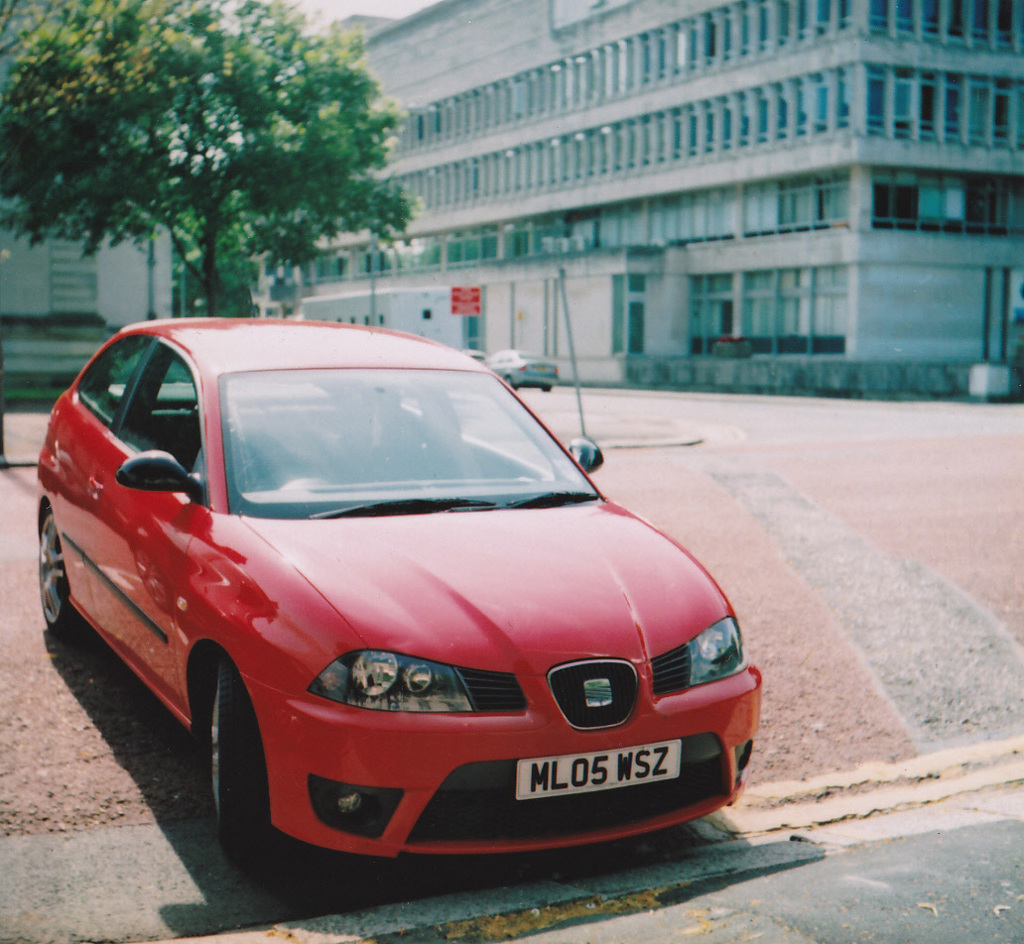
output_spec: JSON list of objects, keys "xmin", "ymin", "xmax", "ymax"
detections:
[{"xmin": 2, "ymin": 401, "xmax": 1022, "ymax": 838}]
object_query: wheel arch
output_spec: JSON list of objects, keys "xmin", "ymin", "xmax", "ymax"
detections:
[
  {"xmin": 38, "ymin": 496, "xmax": 53, "ymax": 533},
  {"xmin": 186, "ymin": 639, "xmax": 231, "ymax": 744}
]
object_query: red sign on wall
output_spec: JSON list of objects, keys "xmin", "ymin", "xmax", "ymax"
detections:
[{"xmin": 451, "ymin": 286, "xmax": 482, "ymax": 316}]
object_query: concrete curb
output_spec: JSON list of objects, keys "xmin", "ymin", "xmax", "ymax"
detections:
[{"xmin": 713, "ymin": 734, "xmax": 1024, "ymax": 836}]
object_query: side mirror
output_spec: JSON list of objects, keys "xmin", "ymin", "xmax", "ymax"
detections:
[
  {"xmin": 568, "ymin": 437, "xmax": 604, "ymax": 473},
  {"xmin": 116, "ymin": 450, "xmax": 204, "ymax": 502}
]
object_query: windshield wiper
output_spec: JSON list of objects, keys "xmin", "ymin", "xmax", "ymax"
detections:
[
  {"xmin": 312, "ymin": 497, "xmax": 500, "ymax": 519},
  {"xmin": 504, "ymin": 491, "xmax": 600, "ymax": 510}
]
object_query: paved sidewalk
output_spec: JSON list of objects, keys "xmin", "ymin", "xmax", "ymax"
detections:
[{"xmin": 0, "ymin": 409, "xmax": 48, "ymax": 468}]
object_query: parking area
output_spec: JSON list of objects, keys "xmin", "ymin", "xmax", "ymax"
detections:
[{"xmin": 2, "ymin": 389, "xmax": 1023, "ymax": 943}]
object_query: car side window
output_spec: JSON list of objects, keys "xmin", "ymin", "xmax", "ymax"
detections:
[
  {"xmin": 119, "ymin": 344, "xmax": 202, "ymax": 472},
  {"xmin": 77, "ymin": 336, "xmax": 152, "ymax": 427}
]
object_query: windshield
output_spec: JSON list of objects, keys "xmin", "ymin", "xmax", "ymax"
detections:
[{"xmin": 221, "ymin": 368, "xmax": 598, "ymax": 519}]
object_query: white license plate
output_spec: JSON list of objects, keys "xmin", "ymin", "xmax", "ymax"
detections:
[{"xmin": 515, "ymin": 739, "xmax": 682, "ymax": 800}]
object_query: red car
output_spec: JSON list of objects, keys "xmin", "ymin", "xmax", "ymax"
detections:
[{"xmin": 37, "ymin": 319, "xmax": 761, "ymax": 859}]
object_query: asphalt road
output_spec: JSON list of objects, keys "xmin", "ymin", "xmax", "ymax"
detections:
[{"xmin": 1, "ymin": 388, "xmax": 1023, "ymax": 944}]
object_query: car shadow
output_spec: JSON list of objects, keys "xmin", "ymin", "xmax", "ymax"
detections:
[
  {"xmin": 43, "ymin": 623, "xmax": 213, "ymax": 823},
  {"xmin": 45, "ymin": 625, "xmax": 821, "ymax": 942}
]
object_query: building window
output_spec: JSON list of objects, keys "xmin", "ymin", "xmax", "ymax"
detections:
[
  {"xmin": 815, "ymin": 0, "xmax": 830, "ymax": 35},
  {"xmin": 690, "ymin": 273, "xmax": 734, "ymax": 354},
  {"xmin": 812, "ymin": 266, "xmax": 847, "ymax": 352},
  {"xmin": 738, "ymin": 93, "xmax": 751, "ymax": 146},
  {"xmin": 996, "ymin": 0, "xmax": 1014, "ymax": 47},
  {"xmin": 795, "ymin": 0, "xmax": 809, "ymax": 39},
  {"xmin": 947, "ymin": 0, "xmax": 965, "ymax": 39},
  {"xmin": 867, "ymin": 67, "xmax": 886, "ymax": 135},
  {"xmin": 894, "ymin": 70, "xmax": 913, "ymax": 139},
  {"xmin": 778, "ymin": 0, "xmax": 791, "ymax": 43},
  {"xmin": 994, "ymin": 81, "xmax": 1011, "ymax": 145},
  {"xmin": 742, "ymin": 270, "xmax": 776, "ymax": 352},
  {"xmin": 394, "ymin": 238, "xmax": 442, "ymax": 272},
  {"xmin": 741, "ymin": 266, "xmax": 846, "ymax": 354},
  {"xmin": 794, "ymin": 80, "xmax": 808, "ymax": 135},
  {"xmin": 869, "ymin": 0, "xmax": 888, "ymax": 31},
  {"xmin": 704, "ymin": 12, "xmax": 717, "ymax": 59},
  {"xmin": 944, "ymin": 74, "xmax": 962, "ymax": 140},
  {"xmin": 611, "ymin": 275, "xmax": 646, "ymax": 355},
  {"xmin": 757, "ymin": 90, "xmax": 769, "ymax": 142},
  {"xmin": 873, "ymin": 178, "xmax": 919, "ymax": 228},
  {"xmin": 1017, "ymin": 86, "xmax": 1024, "ymax": 149},
  {"xmin": 895, "ymin": 0, "xmax": 914, "ymax": 34},
  {"xmin": 970, "ymin": 0, "xmax": 988, "ymax": 44},
  {"xmin": 757, "ymin": 0, "xmax": 771, "ymax": 50},
  {"xmin": 743, "ymin": 182, "xmax": 779, "ymax": 234},
  {"xmin": 778, "ymin": 268, "xmax": 811, "ymax": 353},
  {"xmin": 968, "ymin": 78, "xmax": 991, "ymax": 146},
  {"xmin": 920, "ymin": 73, "xmax": 937, "ymax": 139},
  {"xmin": 628, "ymin": 301, "xmax": 646, "ymax": 353},
  {"xmin": 447, "ymin": 229, "xmax": 498, "ymax": 268},
  {"xmin": 873, "ymin": 172, "xmax": 1024, "ymax": 234},
  {"xmin": 777, "ymin": 84, "xmax": 790, "ymax": 137},
  {"xmin": 812, "ymin": 73, "xmax": 829, "ymax": 133},
  {"xmin": 777, "ymin": 175, "xmax": 848, "ymax": 230}
]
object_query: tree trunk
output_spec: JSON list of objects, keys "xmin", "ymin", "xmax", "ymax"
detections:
[{"xmin": 202, "ymin": 242, "xmax": 219, "ymax": 318}]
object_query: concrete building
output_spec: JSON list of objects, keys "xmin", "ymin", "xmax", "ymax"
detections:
[
  {"xmin": 304, "ymin": 0, "xmax": 1024, "ymax": 397},
  {"xmin": 0, "ymin": 232, "xmax": 173, "ymax": 329},
  {"xmin": 0, "ymin": 232, "xmax": 173, "ymax": 394}
]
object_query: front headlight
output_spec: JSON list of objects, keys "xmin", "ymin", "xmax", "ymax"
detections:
[
  {"xmin": 688, "ymin": 617, "xmax": 745, "ymax": 686},
  {"xmin": 309, "ymin": 650, "xmax": 474, "ymax": 712}
]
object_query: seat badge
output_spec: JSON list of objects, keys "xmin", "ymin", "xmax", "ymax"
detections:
[{"xmin": 584, "ymin": 677, "xmax": 613, "ymax": 708}]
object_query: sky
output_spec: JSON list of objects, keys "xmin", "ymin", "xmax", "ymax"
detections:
[{"xmin": 297, "ymin": 0, "xmax": 439, "ymax": 24}]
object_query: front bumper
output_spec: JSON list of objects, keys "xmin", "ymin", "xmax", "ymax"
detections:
[{"xmin": 246, "ymin": 664, "xmax": 761, "ymax": 857}]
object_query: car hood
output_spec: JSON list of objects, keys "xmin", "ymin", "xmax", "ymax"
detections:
[{"xmin": 242, "ymin": 503, "xmax": 729, "ymax": 676}]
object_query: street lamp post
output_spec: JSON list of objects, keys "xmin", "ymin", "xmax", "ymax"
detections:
[
  {"xmin": 0, "ymin": 249, "xmax": 11, "ymax": 469},
  {"xmin": 0, "ymin": 311, "xmax": 6, "ymax": 469},
  {"xmin": 369, "ymin": 234, "xmax": 378, "ymax": 326}
]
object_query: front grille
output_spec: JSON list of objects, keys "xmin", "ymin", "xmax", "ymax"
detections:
[
  {"xmin": 456, "ymin": 666, "xmax": 527, "ymax": 712},
  {"xmin": 408, "ymin": 733, "xmax": 725, "ymax": 843},
  {"xmin": 548, "ymin": 660, "xmax": 637, "ymax": 728},
  {"xmin": 651, "ymin": 643, "xmax": 692, "ymax": 696}
]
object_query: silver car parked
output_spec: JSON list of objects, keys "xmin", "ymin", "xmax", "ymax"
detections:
[{"xmin": 486, "ymin": 350, "xmax": 559, "ymax": 391}]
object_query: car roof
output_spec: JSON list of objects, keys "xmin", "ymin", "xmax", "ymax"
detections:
[{"xmin": 113, "ymin": 318, "xmax": 487, "ymax": 376}]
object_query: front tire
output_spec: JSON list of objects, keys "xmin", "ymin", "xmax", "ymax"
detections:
[
  {"xmin": 211, "ymin": 658, "xmax": 272, "ymax": 856},
  {"xmin": 39, "ymin": 507, "xmax": 86, "ymax": 641}
]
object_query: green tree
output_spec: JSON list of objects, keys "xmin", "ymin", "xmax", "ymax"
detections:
[
  {"xmin": 0, "ymin": 0, "xmax": 45, "ymax": 56},
  {"xmin": 0, "ymin": 0, "xmax": 408, "ymax": 316}
]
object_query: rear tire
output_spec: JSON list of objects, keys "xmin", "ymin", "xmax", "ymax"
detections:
[
  {"xmin": 211, "ymin": 658, "xmax": 272, "ymax": 857},
  {"xmin": 38, "ymin": 507, "xmax": 87, "ymax": 641}
]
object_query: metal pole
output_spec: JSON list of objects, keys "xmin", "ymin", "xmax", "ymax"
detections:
[
  {"xmin": 0, "ymin": 249, "xmax": 7, "ymax": 468},
  {"xmin": 369, "ymin": 234, "xmax": 378, "ymax": 326},
  {"xmin": 0, "ymin": 307, "xmax": 6, "ymax": 469},
  {"xmin": 558, "ymin": 267, "xmax": 587, "ymax": 439},
  {"xmin": 147, "ymin": 238, "xmax": 156, "ymax": 319}
]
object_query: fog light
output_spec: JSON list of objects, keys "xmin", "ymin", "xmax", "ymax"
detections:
[
  {"xmin": 308, "ymin": 774, "xmax": 403, "ymax": 838},
  {"xmin": 734, "ymin": 740, "xmax": 754, "ymax": 783},
  {"xmin": 336, "ymin": 791, "xmax": 363, "ymax": 814}
]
